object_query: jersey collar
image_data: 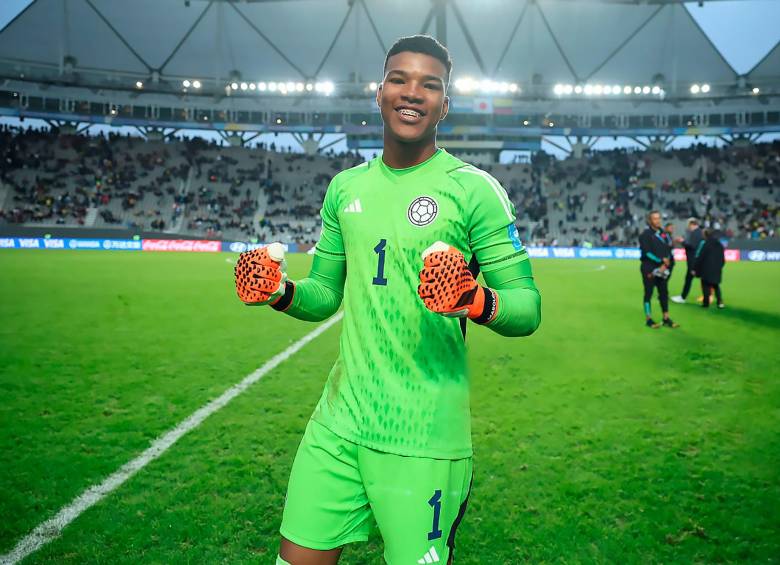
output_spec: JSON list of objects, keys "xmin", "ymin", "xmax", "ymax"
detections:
[{"xmin": 377, "ymin": 148, "xmax": 445, "ymax": 184}]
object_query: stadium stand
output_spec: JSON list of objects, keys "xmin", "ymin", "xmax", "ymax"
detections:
[
  {"xmin": 495, "ymin": 141, "xmax": 780, "ymax": 246},
  {"xmin": 1, "ymin": 126, "xmax": 777, "ymax": 246}
]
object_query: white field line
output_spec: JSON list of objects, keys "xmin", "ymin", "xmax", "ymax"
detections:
[{"xmin": 0, "ymin": 311, "xmax": 344, "ymax": 565}]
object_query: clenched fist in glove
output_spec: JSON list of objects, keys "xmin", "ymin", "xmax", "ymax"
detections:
[
  {"xmin": 234, "ymin": 242, "xmax": 289, "ymax": 305},
  {"xmin": 417, "ymin": 241, "xmax": 498, "ymax": 323}
]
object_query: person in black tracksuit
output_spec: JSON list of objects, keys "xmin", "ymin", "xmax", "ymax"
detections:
[
  {"xmin": 639, "ymin": 211, "xmax": 679, "ymax": 328},
  {"xmin": 672, "ymin": 218, "xmax": 703, "ymax": 303},
  {"xmin": 663, "ymin": 222, "xmax": 676, "ymax": 277},
  {"xmin": 693, "ymin": 229, "xmax": 725, "ymax": 308}
]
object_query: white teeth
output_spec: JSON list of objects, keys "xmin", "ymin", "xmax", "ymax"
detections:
[{"xmin": 398, "ymin": 108, "xmax": 421, "ymax": 118}]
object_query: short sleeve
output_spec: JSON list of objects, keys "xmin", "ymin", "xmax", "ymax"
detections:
[
  {"xmin": 457, "ymin": 167, "xmax": 526, "ymax": 273},
  {"xmin": 314, "ymin": 179, "xmax": 345, "ymax": 261}
]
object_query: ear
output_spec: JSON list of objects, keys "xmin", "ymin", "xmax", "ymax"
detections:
[
  {"xmin": 439, "ymin": 95, "xmax": 449, "ymax": 123},
  {"xmin": 375, "ymin": 83, "xmax": 382, "ymax": 108}
]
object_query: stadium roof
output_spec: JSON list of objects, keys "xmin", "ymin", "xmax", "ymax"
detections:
[
  {"xmin": 0, "ymin": 0, "xmax": 774, "ymax": 94},
  {"xmin": 749, "ymin": 40, "xmax": 780, "ymax": 84}
]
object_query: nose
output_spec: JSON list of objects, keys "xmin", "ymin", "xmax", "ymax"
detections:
[{"xmin": 401, "ymin": 82, "xmax": 424, "ymax": 104}]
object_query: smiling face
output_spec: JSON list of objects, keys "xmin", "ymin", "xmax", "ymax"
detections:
[{"xmin": 377, "ymin": 51, "xmax": 449, "ymax": 145}]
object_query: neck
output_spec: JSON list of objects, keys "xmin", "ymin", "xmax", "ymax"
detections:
[{"xmin": 381, "ymin": 133, "xmax": 438, "ymax": 169}]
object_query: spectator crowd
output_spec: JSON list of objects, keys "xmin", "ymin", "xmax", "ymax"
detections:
[{"xmin": 1, "ymin": 124, "xmax": 777, "ymax": 246}]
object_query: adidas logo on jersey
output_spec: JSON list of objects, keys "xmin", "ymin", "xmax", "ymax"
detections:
[
  {"xmin": 417, "ymin": 546, "xmax": 440, "ymax": 563},
  {"xmin": 343, "ymin": 199, "xmax": 362, "ymax": 213}
]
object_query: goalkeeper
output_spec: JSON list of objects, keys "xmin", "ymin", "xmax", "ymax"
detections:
[{"xmin": 235, "ymin": 35, "xmax": 541, "ymax": 565}]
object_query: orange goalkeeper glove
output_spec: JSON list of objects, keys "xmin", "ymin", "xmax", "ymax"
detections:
[
  {"xmin": 234, "ymin": 242, "xmax": 288, "ymax": 306},
  {"xmin": 417, "ymin": 241, "xmax": 498, "ymax": 322}
]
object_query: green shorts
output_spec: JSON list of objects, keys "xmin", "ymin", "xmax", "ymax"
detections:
[{"xmin": 280, "ymin": 419, "xmax": 473, "ymax": 564}]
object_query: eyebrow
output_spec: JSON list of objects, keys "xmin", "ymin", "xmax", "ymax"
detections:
[{"xmin": 386, "ymin": 69, "xmax": 444, "ymax": 84}]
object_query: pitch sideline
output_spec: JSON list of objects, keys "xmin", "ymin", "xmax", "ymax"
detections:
[{"xmin": 0, "ymin": 312, "xmax": 344, "ymax": 565}]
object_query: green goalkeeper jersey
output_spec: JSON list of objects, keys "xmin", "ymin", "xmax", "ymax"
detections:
[{"xmin": 311, "ymin": 149, "xmax": 530, "ymax": 459}]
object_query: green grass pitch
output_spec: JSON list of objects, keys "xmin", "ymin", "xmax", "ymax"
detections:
[{"xmin": 1, "ymin": 249, "xmax": 778, "ymax": 564}]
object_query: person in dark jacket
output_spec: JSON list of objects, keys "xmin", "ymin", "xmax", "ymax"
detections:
[
  {"xmin": 639, "ymin": 211, "xmax": 679, "ymax": 328},
  {"xmin": 663, "ymin": 222, "xmax": 677, "ymax": 275},
  {"xmin": 693, "ymin": 228, "xmax": 725, "ymax": 308},
  {"xmin": 672, "ymin": 218, "xmax": 703, "ymax": 303}
]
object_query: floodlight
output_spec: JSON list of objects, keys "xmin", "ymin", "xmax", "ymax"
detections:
[
  {"xmin": 690, "ymin": 84, "xmax": 700, "ymax": 94},
  {"xmin": 135, "ymin": 81, "xmax": 143, "ymax": 89},
  {"xmin": 752, "ymin": 87, "xmax": 760, "ymax": 94},
  {"xmin": 633, "ymin": 86, "xmax": 641, "ymax": 94},
  {"xmin": 553, "ymin": 84, "xmax": 564, "ymax": 95},
  {"xmin": 574, "ymin": 85, "xmax": 583, "ymax": 94},
  {"xmin": 258, "ymin": 82, "xmax": 267, "ymax": 91},
  {"xmin": 183, "ymin": 79, "xmax": 191, "ymax": 88},
  {"xmin": 651, "ymin": 86, "xmax": 661, "ymax": 95},
  {"xmin": 623, "ymin": 86, "xmax": 632, "ymax": 94},
  {"xmin": 701, "ymin": 84, "xmax": 710, "ymax": 93},
  {"xmin": 642, "ymin": 86, "xmax": 651, "ymax": 94},
  {"xmin": 230, "ymin": 82, "xmax": 238, "ymax": 90},
  {"xmin": 369, "ymin": 81, "xmax": 378, "ymax": 90},
  {"xmin": 456, "ymin": 78, "xmax": 475, "ymax": 92},
  {"xmin": 508, "ymin": 83, "xmax": 518, "ymax": 93},
  {"xmin": 240, "ymin": 82, "xmax": 248, "ymax": 90},
  {"xmin": 192, "ymin": 80, "xmax": 201, "ymax": 89},
  {"xmin": 584, "ymin": 84, "xmax": 593, "ymax": 95}
]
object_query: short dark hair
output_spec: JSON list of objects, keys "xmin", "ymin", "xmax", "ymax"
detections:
[
  {"xmin": 384, "ymin": 35, "xmax": 452, "ymax": 85},
  {"xmin": 647, "ymin": 210, "xmax": 660, "ymax": 221}
]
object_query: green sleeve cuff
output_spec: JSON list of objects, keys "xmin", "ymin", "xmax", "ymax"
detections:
[
  {"xmin": 480, "ymin": 257, "xmax": 541, "ymax": 337},
  {"xmin": 280, "ymin": 254, "xmax": 346, "ymax": 322},
  {"xmin": 487, "ymin": 287, "xmax": 541, "ymax": 337}
]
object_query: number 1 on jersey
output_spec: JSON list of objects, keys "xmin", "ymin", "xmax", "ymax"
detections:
[
  {"xmin": 372, "ymin": 239, "xmax": 388, "ymax": 286},
  {"xmin": 427, "ymin": 489, "xmax": 443, "ymax": 540}
]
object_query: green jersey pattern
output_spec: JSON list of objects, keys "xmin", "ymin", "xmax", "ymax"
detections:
[{"xmin": 312, "ymin": 149, "xmax": 527, "ymax": 459}]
